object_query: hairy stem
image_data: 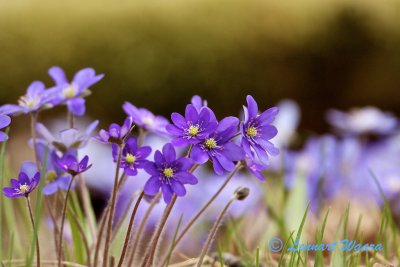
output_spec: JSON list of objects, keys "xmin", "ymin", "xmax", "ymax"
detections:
[
  {"xmin": 93, "ymin": 206, "xmax": 109, "ymax": 267},
  {"xmin": 57, "ymin": 176, "xmax": 76, "ymax": 267},
  {"xmin": 117, "ymin": 191, "xmax": 144, "ymax": 267},
  {"xmin": 68, "ymin": 111, "xmax": 74, "ymax": 129},
  {"xmin": 30, "ymin": 113, "xmax": 40, "ymax": 169},
  {"xmin": 126, "ymin": 193, "xmax": 161, "ymax": 266},
  {"xmin": 102, "ymin": 144, "xmax": 123, "ymax": 267},
  {"xmin": 159, "ymin": 162, "xmax": 242, "ymax": 266},
  {"xmin": 141, "ymin": 195, "xmax": 177, "ymax": 267},
  {"xmin": 26, "ymin": 196, "xmax": 40, "ymax": 267},
  {"xmin": 197, "ymin": 197, "xmax": 236, "ymax": 267}
]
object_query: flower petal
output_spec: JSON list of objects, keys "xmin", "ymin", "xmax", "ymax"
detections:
[
  {"xmin": 246, "ymin": 95, "xmax": 258, "ymax": 119},
  {"xmin": 162, "ymin": 143, "xmax": 176, "ymax": 162},
  {"xmin": 144, "ymin": 176, "xmax": 161, "ymax": 195},
  {"xmin": 49, "ymin": 66, "xmax": 68, "ymax": 86},
  {"xmin": 42, "ymin": 182, "xmax": 59, "ymax": 195},
  {"xmin": 161, "ymin": 184, "xmax": 173, "ymax": 204},
  {"xmin": 223, "ymin": 143, "xmax": 245, "ymax": 161},
  {"xmin": 0, "ymin": 132, "xmax": 8, "ymax": 142},
  {"xmin": 171, "ymin": 113, "xmax": 187, "ymax": 128},
  {"xmin": 170, "ymin": 180, "xmax": 186, "ymax": 196},
  {"xmin": 175, "ymin": 171, "xmax": 198, "ymax": 185},
  {"xmin": 0, "ymin": 115, "xmax": 11, "ymax": 129},
  {"xmin": 26, "ymin": 81, "xmax": 45, "ymax": 98},
  {"xmin": 67, "ymin": 98, "xmax": 86, "ymax": 116},
  {"xmin": 190, "ymin": 145, "xmax": 209, "ymax": 164}
]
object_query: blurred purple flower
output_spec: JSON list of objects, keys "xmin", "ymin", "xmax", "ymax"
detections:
[
  {"xmin": 48, "ymin": 66, "xmax": 104, "ymax": 116},
  {"xmin": 166, "ymin": 104, "xmax": 218, "ymax": 147},
  {"xmin": 190, "ymin": 116, "xmax": 244, "ymax": 175},
  {"xmin": 53, "ymin": 153, "xmax": 92, "ymax": 176},
  {"xmin": 97, "ymin": 117, "xmax": 133, "ymax": 145},
  {"xmin": 0, "ymin": 115, "xmax": 11, "ymax": 142},
  {"xmin": 123, "ymin": 102, "xmax": 169, "ymax": 136},
  {"xmin": 143, "ymin": 143, "xmax": 197, "ymax": 203},
  {"xmin": 244, "ymin": 154, "xmax": 267, "ymax": 181},
  {"xmin": 0, "ymin": 81, "xmax": 56, "ymax": 116},
  {"xmin": 112, "ymin": 137, "xmax": 151, "ymax": 176},
  {"xmin": 36, "ymin": 142, "xmax": 75, "ymax": 195},
  {"xmin": 327, "ymin": 107, "xmax": 398, "ymax": 135},
  {"xmin": 241, "ymin": 95, "xmax": 279, "ymax": 165},
  {"xmin": 36, "ymin": 120, "xmax": 98, "ymax": 152},
  {"xmin": 3, "ymin": 162, "xmax": 40, "ymax": 198}
]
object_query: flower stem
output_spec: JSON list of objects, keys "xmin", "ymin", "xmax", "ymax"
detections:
[
  {"xmin": 141, "ymin": 194, "xmax": 177, "ymax": 267},
  {"xmin": 25, "ymin": 196, "xmax": 40, "ymax": 267},
  {"xmin": 68, "ymin": 111, "xmax": 75, "ymax": 128},
  {"xmin": 126, "ymin": 193, "xmax": 161, "ymax": 266},
  {"xmin": 159, "ymin": 162, "xmax": 242, "ymax": 266},
  {"xmin": 57, "ymin": 176, "xmax": 76, "ymax": 267},
  {"xmin": 30, "ymin": 113, "xmax": 40, "ymax": 169},
  {"xmin": 196, "ymin": 196, "xmax": 236, "ymax": 267},
  {"xmin": 117, "ymin": 191, "xmax": 144, "ymax": 267},
  {"xmin": 102, "ymin": 144, "xmax": 123, "ymax": 267},
  {"xmin": 93, "ymin": 206, "xmax": 109, "ymax": 267}
]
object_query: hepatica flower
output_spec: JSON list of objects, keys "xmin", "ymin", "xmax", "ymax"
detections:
[
  {"xmin": 0, "ymin": 81, "xmax": 55, "ymax": 116},
  {"xmin": 144, "ymin": 143, "xmax": 198, "ymax": 203},
  {"xmin": 97, "ymin": 117, "xmax": 133, "ymax": 145},
  {"xmin": 36, "ymin": 120, "xmax": 99, "ymax": 152},
  {"xmin": 241, "ymin": 95, "xmax": 279, "ymax": 165},
  {"xmin": 166, "ymin": 104, "xmax": 218, "ymax": 147},
  {"xmin": 190, "ymin": 116, "xmax": 244, "ymax": 175},
  {"xmin": 3, "ymin": 162, "xmax": 40, "ymax": 198},
  {"xmin": 112, "ymin": 137, "xmax": 151, "ymax": 176},
  {"xmin": 123, "ymin": 102, "xmax": 169, "ymax": 135},
  {"xmin": 53, "ymin": 153, "xmax": 92, "ymax": 176},
  {"xmin": 48, "ymin": 66, "xmax": 104, "ymax": 116},
  {"xmin": 0, "ymin": 115, "xmax": 11, "ymax": 142}
]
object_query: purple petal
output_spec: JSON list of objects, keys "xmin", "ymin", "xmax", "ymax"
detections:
[
  {"xmin": 137, "ymin": 146, "xmax": 151, "ymax": 159},
  {"xmin": 10, "ymin": 179, "xmax": 19, "ymax": 188},
  {"xmin": 258, "ymin": 107, "xmax": 279, "ymax": 126},
  {"xmin": 0, "ymin": 132, "xmax": 8, "ymax": 142},
  {"xmin": 259, "ymin": 125, "xmax": 278, "ymax": 139},
  {"xmin": 174, "ymin": 158, "xmax": 193, "ymax": 171},
  {"xmin": 0, "ymin": 104, "xmax": 23, "ymax": 116},
  {"xmin": 256, "ymin": 139, "xmax": 280, "ymax": 156},
  {"xmin": 36, "ymin": 123, "xmax": 55, "ymax": 142},
  {"xmin": 42, "ymin": 182, "xmax": 58, "ymax": 195},
  {"xmin": 67, "ymin": 98, "xmax": 86, "ymax": 116},
  {"xmin": 162, "ymin": 143, "xmax": 176, "ymax": 162},
  {"xmin": 144, "ymin": 162, "xmax": 159, "ymax": 175},
  {"xmin": 3, "ymin": 188, "xmax": 20, "ymax": 198},
  {"xmin": 125, "ymin": 137, "xmax": 138, "ymax": 152},
  {"xmin": 0, "ymin": 115, "xmax": 11, "ymax": 129},
  {"xmin": 190, "ymin": 145, "xmax": 209, "ymax": 164},
  {"xmin": 123, "ymin": 102, "xmax": 141, "ymax": 124},
  {"xmin": 30, "ymin": 172, "xmax": 41, "ymax": 190},
  {"xmin": 171, "ymin": 137, "xmax": 190, "ymax": 147},
  {"xmin": 26, "ymin": 81, "xmax": 45, "ymax": 98},
  {"xmin": 161, "ymin": 184, "xmax": 173, "ymax": 204},
  {"xmin": 217, "ymin": 116, "xmax": 239, "ymax": 132},
  {"xmin": 185, "ymin": 104, "xmax": 198, "ymax": 122},
  {"xmin": 175, "ymin": 171, "xmax": 198, "ymax": 185},
  {"xmin": 58, "ymin": 176, "xmax": 74, "ymax": 191},
  {"xmin": 166, "ymin": 125, "xmax": 183, "ymax": 135},
  {"xmin": 215, "ymin": 153, "xmax": 235, "ymax": 172},
  {"xmin": 212, "ymin": 157, "xmax": 225, "ymax": 175},
  {"xmin": 253, "ymin": 144, "xmax": 270, "ymax": 165},
  {"xmin": 79, "ymin": 156, "xmax": 89, "ymax": 169},
  {"xmin": 20, "ymin": 162, "xmax": 38, "ymax": 179},
  {"xmin": 99, "ymin": 129, "xmax": 110, "ymax": 142},
  {"xmin": 246, "ymin": 95, "xmax": 258, "ymax": 119},
  {"xmin": 144, "ymin": 176, "xmax": 161, "ymax": 195},
  {"xmin": 171, "ymin": 113, "xmax": 187, "ymax": 128},
  {"xmin": 120, "ymin": 117, "xmax": 133, "ymax": 138},
  {"xmin": 154, "ymin": 150, "xmax": 165, "ymax": 165},
  {"xmin": 241, "ymin": 138, "xmax": 253, "ymax": 157},
  {"xmin": 18, "ymin": 172, "xmax": 30, "ymax": 185},
  {"xmin": 170, "ymin": 180, "xmax": 186, "ymax": 196},
  {"xmin": 85, "ymin": 120, "xmax": 99, "ymax": 135},
  {"xmin": 223, "ymin": 143, "xmax": 245, "ymax": 161},
  {"xmin": 49, "ymin": 66, "xmax": 68, "ymax": 85},
  {"xmin": 60, "ymin": 129, "xmax": 79, "ymax": 147},
  {"xmin": 124, "ymin": 166, "xmax": 138, "ymax": 176}
]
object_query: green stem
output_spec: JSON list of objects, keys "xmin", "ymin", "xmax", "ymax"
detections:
[{"xmin": 26, "ymin": 196, "xmax": 40, "ymax": 267}]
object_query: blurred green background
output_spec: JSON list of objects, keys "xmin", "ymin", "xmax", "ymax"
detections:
[{"xmin": 1, "ymin": 0, "xmax": 400, "ymax": 132}]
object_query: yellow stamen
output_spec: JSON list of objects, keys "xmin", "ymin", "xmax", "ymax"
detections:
[
  {"xmin": 125, "ymin": 153, "xmax": 136, "ymax": 164},
  {"xmin": 63, "ymin": 85, "xmax": 76, "ymax": 98},
  {"xmin": 246, "ymin": 126, "xmax": 258, "ymax": 137},
  {"xmin": 163, "ymin": 168, "xmax": 174, "ymax": 178},
  {"xmin": 46, "ymin": 171, "xmax": 58, "ymax": 183},
  {"xmin": 188, "ymin": 125, "xmax": 199, "ymax": 137},
  {"xmin": 19, "ymin": 184, "xmax": 29, "ymax": 194},
  {"xmin": 205, "ymin": 138, "xmax": 217, "ymax": 149}
]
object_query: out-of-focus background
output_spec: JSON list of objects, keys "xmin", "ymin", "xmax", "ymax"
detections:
[{"xmin": 1, "ymin": 0, "xmax": 400, "ymax": 132}]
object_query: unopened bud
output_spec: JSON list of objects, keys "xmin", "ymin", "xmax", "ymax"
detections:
[{"xmin": 234, "ymin": 187, "xmax": 250, "ymax": 200}]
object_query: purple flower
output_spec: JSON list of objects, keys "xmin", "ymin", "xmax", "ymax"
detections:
[
  {"xmin": 53, "ymin": 153, "xmax": 92, "ymax": 176},
  {"xmin": 326, "ymin": 107, "xmax": 398, "ymax": 136},
  {"xmin": 190, "ymin": 117, "xmax": 244, "ymax": 175},
  {"xmin": 3, "ymin": 162, "xmax": 40, "ymax": 198},
  {"xmin": 166, "ymin": 104, "xmax": 218, "ymax": 147},
  {"xmin": 0, "ymin": 115, "xmax": 11, "ymax": 142},
  {"xmin": 241, "ymin": 95, "xmax": 279, "ymax": 165},
  {"xmin": 97, "ymin": 117, "xmax": 133, "ymax": 145},
  {"xmin": 48, "ymin": 66, "xmax": 104, "ymax": 116},
  {"xmin": 244, "ymin": 154, "xmax": 267, "ymax": 181},
  {"xmin": 143, "ymin": 143, "xmax": 198, "ymax": 203},
  {"xmin": 36, "ymin": 120, "xmax": 99, "ymax": 152},
  {"xmin": 191, "ymin": 95, "xmax": 208, "ymax": 112},
  {"xmin": 35, "ymin": 143, "xmax": 75, "ymax": 195},
  {"xmin": 123, "ymin": 102, "xmax": 169, "ymax": 135},
  {"xmin": 112, "ymin": 137, "xmax": 151, "ymax": 176},
  {"xmin": 0, "ymin": 81, "xmax": 56, "ymax": 116}
]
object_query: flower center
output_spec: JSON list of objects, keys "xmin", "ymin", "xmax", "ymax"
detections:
[
  {"xmin": 163, "ymin": 168, "xmax": 174, "ymax": 178},
  {"xmin": 246, "ymin": 126, "xmax": 258, "ymax": 137},
  {"xmin": 205, "ymin": 138, "xmax": 217, "ymax": 149},
  {"xmin": 63, "ymin": 85, "xmax": 76, "ymax": 98},
  {"xmin": 18, "ymin": 96, "xmax": 38, "ymax": 109},
  {"xmin": 46, "ymin": 171, "xmax": 58, "ymax": 183},
  {"xmin": 125, "ymin": 153, "xmax": 136, "ymax": 164},
  {"xmin": 188, "ymin": 125, "xmax": 199, "ymax": 137},
  {"xmin": 143, "ymin": 118, "xmax": 154, "ymax": 126},
  {"xmin": 19, "ymin": 184, "xmax": 29, "ymax": 194}
]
